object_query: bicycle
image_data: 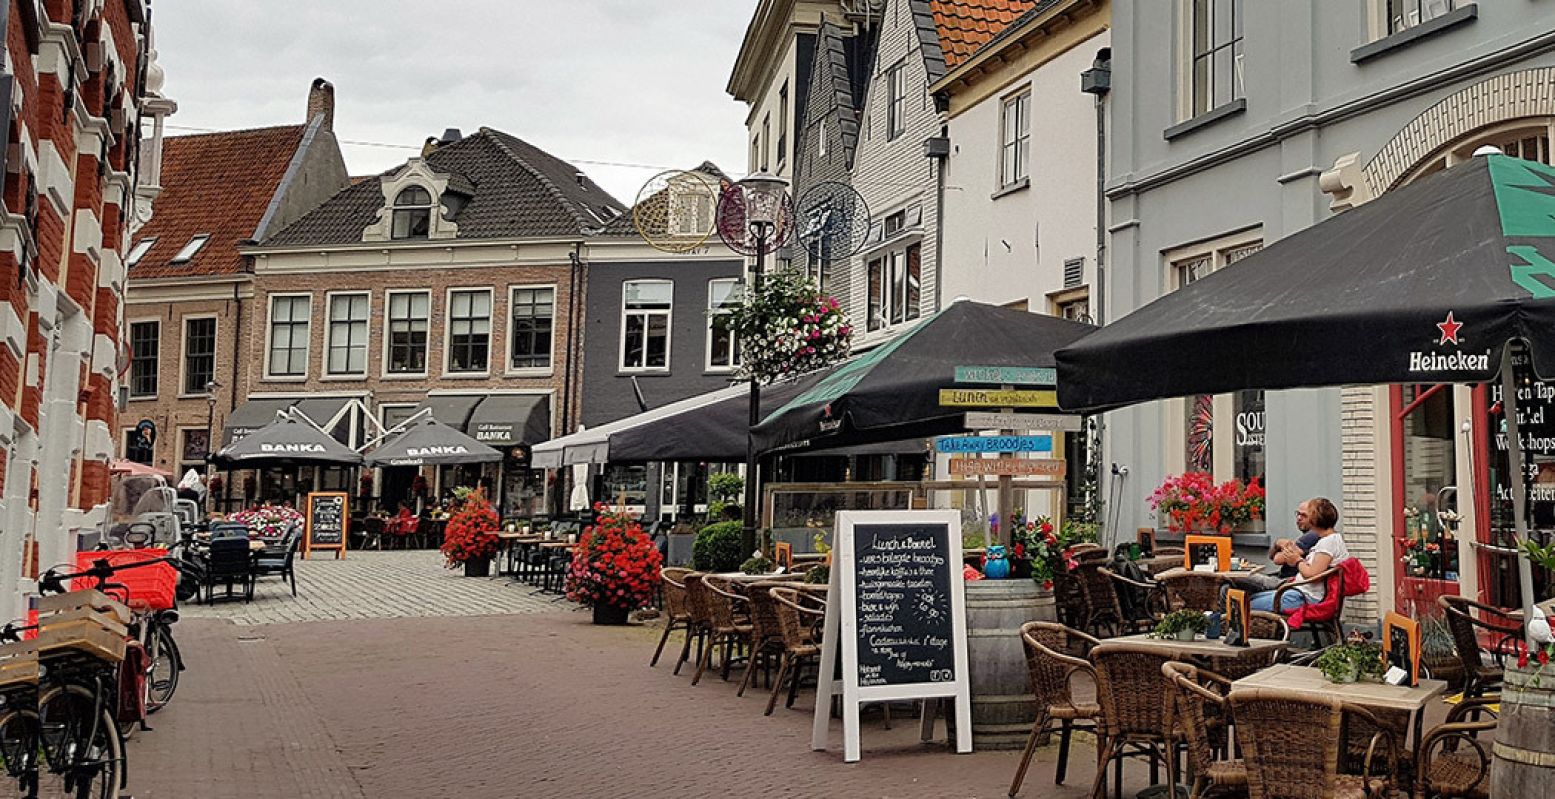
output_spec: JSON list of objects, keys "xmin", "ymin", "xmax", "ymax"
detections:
[{"xmin": 0, "ymin": 621, "xmax": 40, "ymax": 798}]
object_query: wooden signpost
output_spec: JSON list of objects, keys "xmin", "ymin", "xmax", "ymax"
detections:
[
  {"xmin": 938, "ymin": 389, "xmax": 1058, "ymax": 408},
  {"xmin": 934, "ymin": 435, "xmax": 1052, "ymax": 454},
  {"xmin": 963, "ymin": 412, "xmax": 1082, "ymax": 432},
  {"xmin": 303, "ymin": 492, "xmax": 349, "ymax": 560},
  {"xmin": 812, "ymin": 510, "xmax": 972, "ymax": 762},
  {"xmin": 953, "ymin": 365, "xmax": 1056, "ymax": 386},
  {"xmin": 947, "ymin": 458, "xmax": 1066, "ymax": 477}
]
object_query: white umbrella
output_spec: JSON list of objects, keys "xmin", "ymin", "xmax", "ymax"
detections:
[{"xmin": 569, "ymin": 462, "xmax": 591, "ymax": 511}]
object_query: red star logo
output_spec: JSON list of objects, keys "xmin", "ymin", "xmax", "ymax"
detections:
[{"xmin": 1437, "ymin": 312, "xmax": 1464, "ymax": 346}]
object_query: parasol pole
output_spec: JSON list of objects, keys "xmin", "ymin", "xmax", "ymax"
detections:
[{"xmin": 1498, "ymin": 344, "xmax": 1540, "ymax": 648}]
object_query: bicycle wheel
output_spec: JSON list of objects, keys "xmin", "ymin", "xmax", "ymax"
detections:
[
  {"xmin": 37, "ymin": 684, "xmax": 123, "ymax": 799},
  {"xmin": 0, "ymin": 707, "xmax": 40, "ymax": 794},
  {"xmin": 146, "ymin": 624, "xmax": 180, "ymax": 712}
]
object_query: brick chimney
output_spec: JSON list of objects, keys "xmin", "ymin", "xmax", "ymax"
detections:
[{"xmin": 307, "ymin": 77, "xmax": 334, "ymax": 130}]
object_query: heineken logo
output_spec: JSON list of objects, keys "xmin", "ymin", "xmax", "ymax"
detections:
[
  {"xmin": 1409, "ymin": 312, "xmax": 1489, "ymax": 373},
  {"xmin": 260, "ymin": 443, "xmax": 326, "ymax": 453},
  {"xmin": 1436, "ymin": 311, "xmax": 1463, "ymax": 345},
  {"xmin": 406, "ymin": 445, "xmax": 469, "ymax": 457}
]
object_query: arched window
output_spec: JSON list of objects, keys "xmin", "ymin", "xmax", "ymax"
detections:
[{"xmin": 391, "ymin": 186, "xmax": 433, "ymax": 239}]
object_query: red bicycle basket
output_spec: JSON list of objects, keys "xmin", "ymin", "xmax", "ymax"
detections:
[{"xmin": 73, "ymin": 548, "xmax": 178, "ymax": 610}]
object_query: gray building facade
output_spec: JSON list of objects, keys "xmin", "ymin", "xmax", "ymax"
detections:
[{"xmin": 1106, "ymin": 0, "xmax": 1555, "ymax": 624}]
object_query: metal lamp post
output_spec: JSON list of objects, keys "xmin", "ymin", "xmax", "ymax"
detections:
[
  {"xmin": 204, "ymin": 380, "xmax": 219, "ymax": 513},
  {"xmin": 735, "ymin": 172, "xmax": 789, "ymax": 556}
]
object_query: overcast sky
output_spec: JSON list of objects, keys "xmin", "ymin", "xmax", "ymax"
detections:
[{"xmin": 153, "ymin": 0, "xmax": 753, "ymax": 205}]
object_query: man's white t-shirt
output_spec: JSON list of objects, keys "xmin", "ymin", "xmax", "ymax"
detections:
[{"xmin": 1295, "ymin": 533, "xmax": 1350, "ymax": 602}]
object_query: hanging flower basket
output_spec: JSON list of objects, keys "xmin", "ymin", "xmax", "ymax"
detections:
[{"xmin": 723, "ymin": 268, "xmax": 852, "ymax": 383}]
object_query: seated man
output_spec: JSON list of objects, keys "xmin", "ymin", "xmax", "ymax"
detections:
[{"xmin": 1250, "ymin": 497, "xmax": 1349, "ymax": 613}]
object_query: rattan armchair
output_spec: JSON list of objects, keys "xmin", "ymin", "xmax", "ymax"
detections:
[
  {"xmin": 1414, "ymin": 696, "xmax": 1497, "ymax": 799},
  {"xmin": 1269, "ymin": 566, "xmax": 1346, "ymax": 647},
  {"xmin": 1075, "ymin": 560, "xmax": 1127, "ymax": 638},
  {"xmin": 1437, "ymin": 595, "xmax": 1521, "ymax": 701},
  {"xmin": 1229, "ymin": 688, "xmax": 1400, "ymax": 799},
  {"xmin": 1159, "ymin": 571, "xmax": 1229, "ymax": 614},
  {"xmin": 650, "ymin": 567, "xmax": 694, "ymax": 668},
  {"xmin": 679, "ymin": 573, "xmax": 713, "ymax": 677},
  {"xmin": 1100, "ymin": 567, "xmax": 1166, "ymax": 633},
  {"xmin": 695, "ymin": 574, "xmax": 753, "ymax": 686},
  {"xmin": 1163, "ymin": 662, "xmax": 1245, "ymax": 799},
  {"xmin": 736, "ymin": 577, "xmax": 804, "ymax": 698},
  {"xmin": 1008, "ymin": 622, "xmax": 1102, "ymax": 797},
  {"xmin": 1210, "ymin": 610, "xmax": 1291, "ymax": 681},
  {"xmin": 1088, "ymin": 643, "xmax": 1180, "ymax": 799},
  {"xmin": 766, "ymin": 585, "xmax": 827, "ymax": 716}
]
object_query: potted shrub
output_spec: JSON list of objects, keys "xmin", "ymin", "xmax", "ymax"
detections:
[
  {"xmin": 565, "ymin": 505, "xmax": 663, "ymax": 625},
  {"xmin": 440, "ymin": 488, "xmax": 499, "ymax": 576},
  {"xmin": 692, "ymin": 520, "xmax": 745, "ymax": 572},
  {"xmin": 1314, "ymin": 639, "xmax": 1385, "ymax": 684},
  {"xmin": 1152, "ymin": 610, "xmax": 1208, "ymax": 642}
]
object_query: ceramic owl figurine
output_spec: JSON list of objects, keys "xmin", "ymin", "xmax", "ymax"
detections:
[{"xmin": 983, "ymin": 544, "xmax": 1011, "ymax": 580}]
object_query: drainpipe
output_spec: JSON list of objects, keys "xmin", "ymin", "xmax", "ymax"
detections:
[{"xmin": 1080, "ymin": 49, "xmax": 1111, "ymax": 529}]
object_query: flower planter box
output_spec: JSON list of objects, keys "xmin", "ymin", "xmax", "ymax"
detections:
[
  {"xmin": 462, "ymin": 557, "xmax": 491, "ymax": 578},
  {"xmin": 592, "ymin": 604, "xmax": 630, "ymax": 625}
]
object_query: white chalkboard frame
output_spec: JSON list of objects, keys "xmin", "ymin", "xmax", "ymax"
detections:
[{"xmin": 810, "ymin": 510, "xmax": 972, "ymax": 762}]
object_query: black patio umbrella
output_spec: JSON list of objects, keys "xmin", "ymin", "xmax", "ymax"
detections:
[
  {"xmin": 365, "ymin": 417, "xmax": 502, "ymax": 467},
  {"xmin": 752, "ymin": 299, "xmax": 1095, "ymax": 452},
  {"xmin": 211, "ymin": 416, "xmax": 363, "ymax": 468},
  {"xmin": 1055, "ymin": 152, "xmax": 1555, "ymax": 642}
]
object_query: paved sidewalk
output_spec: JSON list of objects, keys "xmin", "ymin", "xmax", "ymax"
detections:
[{"xmin": 179, "ymin": 550, "xmax": 557, "ymax": 624}]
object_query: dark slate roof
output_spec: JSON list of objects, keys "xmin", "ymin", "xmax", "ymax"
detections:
[
  {"xmin": 262, "ymin": 127, "xmax": 626, "ymax": 246},
  {"xmin": 600, "ymin": 162, "xmax": 731, "ymax": 237},
  {"xmin": 816, "ymin": 18, "xmax": 863, "ymax": 169},
  {"xmin": 910, "ymin": 0, "xmax": 950, "ymax": 85}
]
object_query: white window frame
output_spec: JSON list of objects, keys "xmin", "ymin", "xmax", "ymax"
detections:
[
  {"xmin": 177, "ymin": 314, "xmax": 218, "ymax": 399},
  {"xmin": 1368, "ymin": 0, "xmax": 1457, "ymax": 41},
  {"xmin": 391, "ymin": 185, "xmax": 434, "ymax": 240},
  {"xmin": 1162, "ymin": 229, "xmax": 1263, "ymax": 481},
  {"xmin": 620, "ymin": 279, "xmax": 673, "ymax": 373},
  {"xmin": 1177, "ymin": 0, "xmax": 1246, "ymax": 122},
  {"xmin": 380, "ymin": 289, "xmax": 431, "ymax": 379},
  {"xmin": 443, "ymin": 287, "xmax": 493, "ymax": 377},
  {"xmin": 324, "ymin": 291, "xmax": 371, "ymax": 378},
  {"xmin": 126, "ymin": 318, "xmax": 159, "ymax": 400},
  {"xmin": 378, "ymin": 402, "xmax": 420, "ymax": 439},
  {"xmin": 999, "ymin": 89, "xmax": 1031, "ymax": 188},
  {"xmin": 761, "ymin": 114, "xmax": 771, "ymax": 172},
  {"xmin": 706, "ymin": 278, "xmax": 742, "ymax": 373},
  {"xmin": 169, "ymin": 234, "xmax": 210, "ymax": 264},
  {"xmin": 506, "ymin": 283, "xmax": 557, "ymax": 376},
  {"xmin": 126, "ymin": 237, "xmax": 155, "ymax": 268},
  {"xmin": 886, "ymin": 60, "xmax": 907, "ymax": 140},
  {"xmin": 176, "ymin": 425, "xmax": 211, "ymax": 473},
  {"xmin": 777, "ymin": 81, "xmax": 789, "ymax": 170},
  {"xmin": 263, "ymin": 293, "xmax": 312, "ymax": 381}
]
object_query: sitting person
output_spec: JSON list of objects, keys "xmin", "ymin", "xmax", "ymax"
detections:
[
  {"xmin": 1249, "ymin": 496, "xmax": 1348, "ymax": 614},
  {"xmin": 1222, "ymin": 500, "xmax": 1319, "ymax": 596}
]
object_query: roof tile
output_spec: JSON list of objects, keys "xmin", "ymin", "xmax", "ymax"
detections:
[{"xmin": 930, "ymin": 0, "xmax": 1043, "ymax": 70}]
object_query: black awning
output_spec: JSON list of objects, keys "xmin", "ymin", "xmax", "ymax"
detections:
[
  {"xmin": 222, "ymin": 398, "xmax": 295, "ymax": 446},
  {"xmin": 467, "ymin": 394, "xmax": 550, "ymax": 446},
  {"xmin": 413, "ymin": 395, "xmax": 484, "ymax": 430}
]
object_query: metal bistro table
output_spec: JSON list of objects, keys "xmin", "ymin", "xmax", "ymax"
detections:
[{"xmin": 1232, "ymin": 663, "xmax": 1448, "ymax": 750}]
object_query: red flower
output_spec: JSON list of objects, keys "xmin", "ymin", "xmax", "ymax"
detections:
[
  {"xmin": 1540, "ymin": 649, "xmax": 1551, "ymax": 666},
  {"xmin": 1519, "ymin": 651, "xmax": 1531, "ymax": 669}
]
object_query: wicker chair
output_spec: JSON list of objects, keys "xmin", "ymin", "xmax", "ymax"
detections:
[
  {"xmin": 1008, "ymin": 622, "xmax": 1102, "ymax": 796},
  {"xmin": 766, "ymin": 586, "xmax": 827, "ymax": 716},
  {"xmin": 1210, "ymin": 610, "xmax": 1290, "ymax": 682},
  {"xmin": 1414, "ymin": 696, "xmax": 1497, "ymax": 799},
  {"xmin": 1100, "ymin": 566, "xmax": 1166, "ymax": 633},
  {"xmin": 1229, "ymin": 688, "xmax": 1399, "ymax": 799},
  {"xmin": 679, "ymin": 573, "xmax": 713, "ymax": 677},
  {"xmin": 1270, "ymin": 566, "xmax": 1345, "ymax": 648},
  {"xmin": 1075, "ymin": 560, "xmax": 1126, "ymax": 638},
  {"xmin": 1088, "ymin": 643, "xmax": 1180, "ymax": 799},
  {"xmin": 695, "ymin": 574, "xmax": 753, "ymax": 686},
  {"xmin": 1162, "ymin": 662, "xmax": 1245, "ymax": 799},
  {"xmin": 736, "ymin": 577, "xmax": 804, "ymax": 698},
  {"xmin": 1159, "ymin": 571, "xmax": 1229, "ymax": 613},
  {"xmin": 650, "ymin": 567, "xmax": 694, "ymax": 668},
  {"xmin": 1437, "ymin": 595, "xmax": 1520, "ymax": 701}
]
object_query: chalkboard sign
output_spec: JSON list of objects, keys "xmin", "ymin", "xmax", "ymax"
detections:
[
  {"xmin": 1184, "ymin": 534, "xmax": 1230, "ymax": 572},
  {"xmin": 304, "ymin": 492, "xmax": 349, "ymax": 560},
  {"xmin": 811, "ymin": 510, "xmax": 971, "ymax": 762}
]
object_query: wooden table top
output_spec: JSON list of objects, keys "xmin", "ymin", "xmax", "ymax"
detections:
[
  {"xmin": 710, "ymin": 571, "xmax": 807, "ymax": 583},
  {"xmin": 538, "ymin": 541, "xmax": 575, "ymax": 550},
  {"xmin": 1232, "ymin": 664, "xmax": 1447, "ymax": 711},
  {"xmin": 1154, "ymin": 566, "xmax": 1267, "ymax": 581},
  {"xmin": 1106, "ymin": 633, "xmax": 1288, "ymax": 659},
  {"xmin": 498, "ymin": 533, "xmax": 543, "ymax": 542}
]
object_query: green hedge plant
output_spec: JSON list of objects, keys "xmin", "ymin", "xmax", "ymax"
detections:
[{"xmin": 693, "ymin": 521, "xmax": 745, "ymax": 572}]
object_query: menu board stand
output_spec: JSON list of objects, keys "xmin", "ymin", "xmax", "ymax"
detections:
[
  {"xmin": 304, "ymin": 492, "xmax": 349, "ymax": 560},
  {"xmin": 810, "ymin": 510, "xmax": 972, "ymax": 762}
]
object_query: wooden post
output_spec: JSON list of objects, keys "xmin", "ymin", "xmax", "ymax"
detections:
[{"xmin": 998, "ymin": 384, "xmax": 1014, "ymax": 546}]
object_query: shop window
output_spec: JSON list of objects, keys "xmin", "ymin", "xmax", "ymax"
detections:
[
  {"xmin": 123, "ymin": 428, "xmax": 153, "ymax": 465},
  {"xmin": 1392, "ymin": 384, "xmax": 1462, "ymax": 599}
]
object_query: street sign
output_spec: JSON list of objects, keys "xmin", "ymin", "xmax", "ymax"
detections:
[
  {"xmin": 947, "ymin": 458, "xmax": 1067, "ymax": 477},
  {"xmin": 934, "ymin": 435, "xmax": 1052, "ymax": 454},
  {"xmin": 953, "ymin": 365, "xmax": 1056, "ymax": 386},
  {"xmin": 938, "ymin": 388, "xmax": 1058, "ymax": 408},
  {"xmin": 963, "ymin": 412, "xmax": 1083, "ymax": 432}
]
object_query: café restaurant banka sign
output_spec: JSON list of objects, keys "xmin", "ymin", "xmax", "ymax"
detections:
[{"xmin": 811, "ymin": 510, "xmax": 972, "ymax": 762}]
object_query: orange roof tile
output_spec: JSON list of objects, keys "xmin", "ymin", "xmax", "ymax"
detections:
[
  {"xmin": 130, "ymin": 125, "xmax": 306, "ymax": 279},
  {"xmin": 930, "ymin": 0, "xmax": 1041, "ymax": 70}
]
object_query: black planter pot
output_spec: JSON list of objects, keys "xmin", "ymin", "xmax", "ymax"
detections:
[
  {"xmin": 1012, "ymin": 558, "xmax": 1034, "ymax": 579},
  {"xmin": 462, "ymin": 557, "xmax": 491, "ymax": 577},
  {"xmin": 592, "ymin": 603, "xmax": 631, "ymax": 625}
]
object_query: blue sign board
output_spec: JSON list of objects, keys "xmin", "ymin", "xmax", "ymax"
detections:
[
  {"xmin": 953, "ymin": 365, "xmax": 1057, "ymax": 386},
  {"xmin": 934, "ymin": 435, "xmax": 1053, "ymax": 454}
]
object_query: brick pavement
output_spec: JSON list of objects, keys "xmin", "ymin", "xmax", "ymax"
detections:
[{"xmin": 179, "ymin": 550, "xmax": 557, "ymax": 625}]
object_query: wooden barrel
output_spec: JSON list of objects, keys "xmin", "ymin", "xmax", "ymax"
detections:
[
  {"xmin": 961, "ymin": 579, "xmax": 1057, "ymax": 750},
  {"xmin": 1492, "ymin": 665, "xmax": 1555, "ymax": 795}
]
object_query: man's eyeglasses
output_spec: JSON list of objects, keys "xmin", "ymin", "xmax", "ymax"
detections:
[{"xmin": 1294, "ymin": 511, "xmax": 1308, "ymax": 518}]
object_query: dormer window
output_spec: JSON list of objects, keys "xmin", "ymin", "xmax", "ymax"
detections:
[
  {"xmin": 170, "ymin": 235, "xmax": 209, "ymax": 263},
  {"xmin": 126, "ymin": 237, "xmax": 155, "ymax": 267},
  {"xmin": 392, "ymin": 186, "xmax": 433, "ymax": 239}
]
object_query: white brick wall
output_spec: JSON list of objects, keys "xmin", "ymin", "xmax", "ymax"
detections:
[{"xmin": 1342, "ymin": 386, "xmax": 1382, "ymax": 626}]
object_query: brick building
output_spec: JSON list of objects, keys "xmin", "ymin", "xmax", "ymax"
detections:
[
  {"xmin": 0, "ymin": 0, "xmax": 158, "ymax": 624},
  {"xmin": 123, "ymin": 78, "xmax": 349, "ymax": 480}
]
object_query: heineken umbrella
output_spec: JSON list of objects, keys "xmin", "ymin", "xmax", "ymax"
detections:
[
  {"xmin": 211, "ymin": 415, "xmax": 363, "ymax": 468},
  {"xmin": 365, "ymin": 417, "xmax": 502, "ymax": 468},
  {"xmin": 1055, "ymin": 152, "xmax": 1555, "ymax": 645},
  {"xmin": 752, "ymin": 299, "xmax": 1095, "ymax": 453}
]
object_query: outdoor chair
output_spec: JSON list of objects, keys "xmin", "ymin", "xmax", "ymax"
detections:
[
  {"xmin": 359, "ymin": 516, "xmax": 386, "ymax": 550},
  {"xmin": 1087, "ymin": 643, "xmax": 1180, "ymax": 799},
  {"xmin": 1008, "ymin": 622, "xmax": 1101, "ymax": 797},
  {"xmin": 1100, "ymin": 565, "xmax": 1166, "ymax": 632},
  {"xmin": 694, "ymin": 574, "xmax": 752, "ymax": 686},
  {"xmin": 679, "ymin": 573, "xmax": 714, "ymax": 677},
  {"xmin": 1159, "ymin": 570, "xmax": 1228, "ymax": 614},
  {"xmin": 1229, "ymin": 687, "xmax": 1400, "ymax": 799},
  {"xmin": 737, "ymin": 577, "xmax": 805, "ymax": 698},
  {"xmin": 1210, "ymin": 610, "xmax": 1290, "ymax": 681},
  {"xmin": 1074, "ymin": 560, "xmax": 1127, "ymax": 637},
  {"xmin": 1162, "ymin": 662, "xmax": 1245, "ymax": 799},
  {"xmin": 203, "ymin": 536, "xmax": 257, "ymax": 604},
  {"xmin": 253, "ymin": 527, "xmax": 300, "ymax": 597},
  {"xmin": 1437, "ymin": 595, "xmax": 1521, "ymax": 701},
  {"xmin": 1414, "ymin": 696, "xmax": 1498, "ymax": 799},
  {"xmin": 766, "ymin": 585, "xmax": 826, "ymax": 716},
  {"xmin": 1270, "ymin": 566, "xmax": 1346, "ymax": 648},
  {"xmin": 209, "ymin": 522, "xmax": 250, "ymax": 540},
  {"xmin": 650, "ymin": 567, "xmax": 695, "ymax": 668}
]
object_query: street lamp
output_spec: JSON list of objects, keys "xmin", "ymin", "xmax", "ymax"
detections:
[
  {"xmin": 733, "ymin": 172, "xmax": 789, "ymax": 555},
  {"xmin": 204, "ymin": 380, "xmax": 219, "ymax": 506}
]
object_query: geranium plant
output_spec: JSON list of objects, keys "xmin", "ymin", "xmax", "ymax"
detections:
[
  {"xmin": 439, "ymin": 488, "xmax": 500, "ymax": 567},
  {"xmin": 229, "ymin": 504, "xmax": 303, "ymax": 538},
  {"xmin": 566, "ymin": 504, "xmax": 663, "ymax": 611},
  {"xmin": 1148, "ymin": 472, "xmax": 1266, "ymax": 533},
  {"xmin": 723, "ymin": 267, "xmax": 852, "ymax": 383}
]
